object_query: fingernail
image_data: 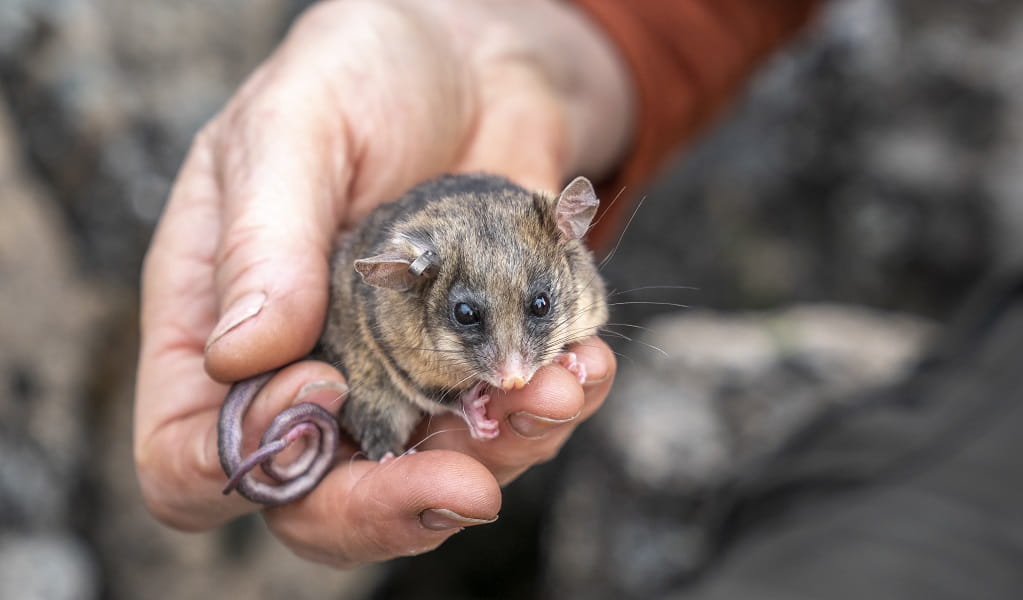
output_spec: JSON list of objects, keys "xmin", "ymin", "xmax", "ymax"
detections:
[
  {"xmin": 419, "ymin": 508, "xmax": 497, "ymax": 531},
  {"xmin": 297, "ymin": 380, "xmax": 349, "ymax": 400},
  {"xmin": 297, "ymin": 380, "xmax": 349, "ymax": 410},
  {"xmin": 508, "ymin": 411, "xmax": 579, "ymax": 439},
  {"xmin": 206, "ymin": 291, "xmax": 266, "ymax": 350}
]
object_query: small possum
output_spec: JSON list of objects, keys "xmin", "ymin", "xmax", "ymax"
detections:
[{"xmin": 218, "ymin": 173, "xmax": 608, "ymax": 505}]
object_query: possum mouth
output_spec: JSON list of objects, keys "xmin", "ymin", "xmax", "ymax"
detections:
[{"xmin": 459, "ymin": 381, "xmax": 500, "ymax": 440}]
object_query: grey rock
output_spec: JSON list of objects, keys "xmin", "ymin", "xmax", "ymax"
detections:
[
  {"xmin": 546, "ymin": 305, "xmax": 934, "ymax": 598},
  {"xmin": 657, "ymin": 279, "xmax": 1023, "ymax": 600},
  {"xmin": 602, "ymin": 305, "xmax": 934, "ymax": 495},
  {"xmin": 0, "ymin": 0, "xmax": 308, "ymax": 279},
  {"xmin": 0, "ymin": 94, "xmax": 107, "ymax": 531}
]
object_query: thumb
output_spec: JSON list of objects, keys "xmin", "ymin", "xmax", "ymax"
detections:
[{"xmin": 202, "ymin": 89, "xmax": 348, "ymax": 383}]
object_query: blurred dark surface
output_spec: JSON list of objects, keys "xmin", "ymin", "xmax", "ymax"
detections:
[{"xmin": 1, "ymin": 0, "xmax": 1022, "ymax": 598}]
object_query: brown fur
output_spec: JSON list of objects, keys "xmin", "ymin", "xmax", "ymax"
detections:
[{"xmin": 316, "ymin": 174, "xmax": 608, "ymax": 459}]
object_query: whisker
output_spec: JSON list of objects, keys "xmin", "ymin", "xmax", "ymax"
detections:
[
  {"xmin": 603, "ymin": 322, "xmax": 655, "ymax": 332},
  {"xmin": 544, "ymin": 316, "xmax": 671, "ymax": 360},
  {"xmin": 586, "ymin": 186, "xmax": 628, "ymax": 234},
  {"xmin": 408, "ymin": 427, "xmax": 467, "ymax": 453},
  {"xmin": 430, "ymin": 372, "xmax": 484, "ymax": 405},
  {"xmin": 377, "ymin": 427, "xmax": 471, "ymax": 474},
  {"xmin": 599, "ymin": 193, "xmax": 648, "ymax": 270},
  {"xmin": 622, "ymin": 338, "xmax": 668, "ymax": 357},
  {"xmin": 605, "ymin": 285, "xmax": 700, "ymax": 298},
  {"xmin": 607, "ymin": 348, "xmax": 638, "ymax": 365},
  {"xmin": 599, "ymin": 327, "xmax": 669, "ymax": 357},
  {"xmin": 389, "ymin": 346, "xmax": 466, "ymax": 354},
  {"xmin": 544, "ymin": 325, "xmax": 612, "ymax": 346},
  {"xmin": 597, "ymin": 328, "xmax": 633, "ymax": 342},
  {"xmin": 605, "ymin": 301, "xmax": 690, "ymax": 309}
]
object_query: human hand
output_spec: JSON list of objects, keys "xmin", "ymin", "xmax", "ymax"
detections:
[{"xmin": 135, "ymin": 0, "xmax": 630, "ymax": 568}]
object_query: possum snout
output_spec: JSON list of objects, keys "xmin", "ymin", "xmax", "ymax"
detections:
[{"xmin": 497, "ymin": 351, "xmax": 530, "ymax": 390}]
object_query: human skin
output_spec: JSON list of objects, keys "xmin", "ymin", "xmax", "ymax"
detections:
[{"xmin": 134, "ymin": 0, "xmax": 632, "ymax": 568}]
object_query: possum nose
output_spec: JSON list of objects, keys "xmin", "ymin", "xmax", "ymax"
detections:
[
  {"xmin": 498, "ymin": 353, "xmax": 529, "ymax": 390},
  {"xmin": 500, "ymin": 375, "xmax": 527, "ymax": 391}
]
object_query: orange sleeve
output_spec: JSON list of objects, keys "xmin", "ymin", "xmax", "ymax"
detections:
[{"xmin": 570, "ymin": 0, "xmax": 820, "ymax": 249}]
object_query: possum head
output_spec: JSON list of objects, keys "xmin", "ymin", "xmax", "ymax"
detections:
[{"xmin": 354, "ymin": 176, "xmax": 607, "ymax": 398}]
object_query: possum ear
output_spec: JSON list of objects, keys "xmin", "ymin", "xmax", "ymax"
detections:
[
  {"xmin": 355, "ymin": 249, "xmax": 439, "ymax": 292},
  {"xmin": 554, "ymin": 176, "xmax": 599, "ymax": 240}
]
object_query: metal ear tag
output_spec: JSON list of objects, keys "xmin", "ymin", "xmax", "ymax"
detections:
[{"xmin": 408, "ymin": 250, "xmax": 439, "ymax": 278}]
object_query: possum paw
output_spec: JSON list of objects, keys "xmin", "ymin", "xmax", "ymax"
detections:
[
  {"xmin": 555, "ymin": 352, "xmax": 587, "ymax": 384},
  {"xmin": 460, "ymin": 382, "xmax": 500, "ymax": 440}
]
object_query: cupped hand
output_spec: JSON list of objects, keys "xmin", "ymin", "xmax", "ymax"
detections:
[{"xmin": 135, "ymin": 0, "xmax": 630, "ymax": 568}]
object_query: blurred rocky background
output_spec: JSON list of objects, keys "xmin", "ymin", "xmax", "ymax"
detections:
[{"xmin": 1, "ymin": 0, "xmax": 1021, "ymax": 599}]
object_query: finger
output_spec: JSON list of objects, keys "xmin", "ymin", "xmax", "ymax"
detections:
[
  {"xmin": 137, "ymin": 134, "xmax": 223, "ymax": 436},
  {"xmin": 201, "ymin": 60, "xmax": 352, "ymax": 383},
  {"xmin": 416, "ymin": 336, "xmax": 615, "ymax": 483},
  {"xmin": 136, "ymin": 135, "xmax": 238, "ymax": 528},
  {"xmin": 137, "ymin": 358, "xmax": 349, "ymax": 531},
  {"xmin": 560, "ymin": 336, "xmax": 616, "ymax": 423},
  {"xmin": 418, "ymin": 371, "xmax": 577, "ymax": 484},
  {"xmin": 264, "ymin": 450, "xmax": 501, "ymax": 567}
]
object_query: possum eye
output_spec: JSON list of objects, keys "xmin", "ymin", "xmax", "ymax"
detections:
[
  {"xmin": 529, "ymin": 292, "xmax": 551, "ymax": 317},
  {"xmin": 453, "ymin": 302, "xmax": 481, "ymax": 325}
]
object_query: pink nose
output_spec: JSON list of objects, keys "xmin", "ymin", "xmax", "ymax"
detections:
[{"xmin": 499, "ymin": 375, "xmax": 527, "ymax": 391}]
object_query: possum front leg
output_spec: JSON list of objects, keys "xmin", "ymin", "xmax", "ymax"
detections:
[
  {"xmin": 459, "ymin": 382, "xmax": 500, "ymax": 440},
  {"xmin": 338, "ymin": 394, "xmax": 422, "ymax": 460},
  {"xmin": 335, "ymin": 333, "xmax": 431, "ymax": 459}
]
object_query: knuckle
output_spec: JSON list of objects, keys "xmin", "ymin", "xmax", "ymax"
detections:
[
  {"xmin": 213, "ymin": 218, "xmax": 294, "ymax": 298},
  {"xmin": 215, "ymin": 215, "xmax": 269, "ymax": 270}
]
